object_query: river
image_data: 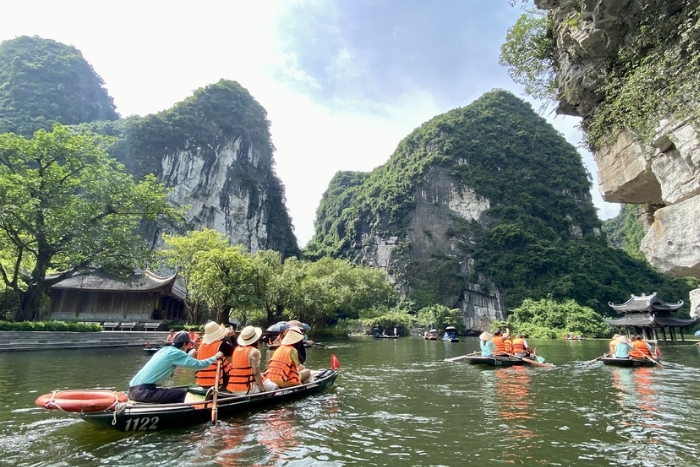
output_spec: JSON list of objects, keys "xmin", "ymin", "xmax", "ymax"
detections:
[{"xmin": 2, "ymin": 336, "xmax": 700, "ymax": 466}]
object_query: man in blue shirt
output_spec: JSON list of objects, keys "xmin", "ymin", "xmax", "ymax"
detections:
[{"xmin": 129, "ymin": 330, "xmax": 223, "ymax": 403}]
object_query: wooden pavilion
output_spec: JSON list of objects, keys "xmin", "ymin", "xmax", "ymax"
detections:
[
  {"xmin": 605, "ymin": 292, "xmax": 696, "ymax": 343},
  {"xmin": 47, "ymin": 269, "xmax": 187, "ymax": 326}
]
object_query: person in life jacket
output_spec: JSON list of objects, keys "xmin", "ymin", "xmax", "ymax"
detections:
[
  {"xmin": 165, "ymin": 329, "xmax": 175, "ymax": 344},
  {"xmin": 503, "ymin": 332, "xmax": 514, "ymax": 354},
  {"xmin": 129, "ymin": 331, "xmax": 223, "ymax": 403},
  {"xmin": 629, "ymin": 335, "xmax": 653, "ymax": 358},
  {"xmin": 226, "ymin": 326, "xmax": 278, "ymax": 394},
  {"xmin": 511, "ymin": 333, "xmax": 530, "ymax": 357},
  {"xmin": 491, "ymin": 329, "xmax": 509, "ymax": 355},
  {"xmin": 266, "ymin": 326, "xmax": 311, "ymax": 388},
  {"xmin": 614, "ymin": 335, "xmax": 633, "ymax": 358},
  {"xmin": 195, "ymin": 321, "xmax": 234, "ymax": 389}
]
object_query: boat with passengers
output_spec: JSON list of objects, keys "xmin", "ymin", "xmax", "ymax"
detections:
[{"xmin": 35, "ymin": 368, "xmax": 338, "ymax": 432}]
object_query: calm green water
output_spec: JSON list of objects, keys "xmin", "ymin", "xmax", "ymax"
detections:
[{"xmin": 3, "ymin": 337, "xmax": 700, "ymax": 466}]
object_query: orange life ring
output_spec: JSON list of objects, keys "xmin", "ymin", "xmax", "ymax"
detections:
[{"xmin": 35, "ymin": 390, "xmax": 128, "ymax": 413}]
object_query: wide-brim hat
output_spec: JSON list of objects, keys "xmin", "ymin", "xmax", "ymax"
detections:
[
  {"xmin": 616, "ymin": 335, "xmax": 629, "ymax": 344},
  {"xmin": 201, "ymin": 321, "xmax": 228, "ymax": 345},
  {"xmin": 479, "ymin": 331, "xmax": 493, "ymax": 341},
  {"xmin": 282, "ymin": 326, "xmax": 304, "ymax": 345},
  {"xmin": 237, "ymin": 325, "xmax": 262, "ymax": 346}
]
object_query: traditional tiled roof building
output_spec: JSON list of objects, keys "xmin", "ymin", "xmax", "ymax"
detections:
[
  {"xmin": 606, "ymin": 292, "xmax": 695, "ymax": 343},
  {"xmin": 48, "ymin": 269, "xmax": 186, "ymax": 327}
]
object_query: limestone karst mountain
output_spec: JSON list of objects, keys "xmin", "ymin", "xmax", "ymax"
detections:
[{"xmin": 305, "ymin": 90, "xmax": 692, "ymax": 330}]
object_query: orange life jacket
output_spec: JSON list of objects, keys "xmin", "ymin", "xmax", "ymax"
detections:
[
  {"xmin": 631, "ymin": 340, "xmax": 652, "ymax": 357},
  {"xmin": 195, "ymin": 341, "xmax": 231, "ymax": 388},
  {"xmin": 491, "ymin": 336, "xmax": 506, "ymax": 353},
  {"xmin": 225, "ymin": 346, "xmax": 256, "ymax": 393},
  {"xmin": 504, "ymin": 338, "xmax": 513, "ymax": 354},
  {"xmin": 265, "ymin": 345, "xmax": 300, "ymax": 386},
  {"xmin": 512, "ymin": 338, "xmax": 525, "ymax": 353}
]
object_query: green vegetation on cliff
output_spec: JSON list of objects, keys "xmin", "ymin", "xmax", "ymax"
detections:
[
  {"xmin": 79, "ymin": 80, "xmax": 300, "ymax": 258},
  {"xmin": 306, "ymin": 90, "xmax": 694, "ymax": 315},
  {"xmin": 0, "ymin": 36, "xmax": 118, "ymax": 136},
  {"xmin": 602, "ymin": 204, "xmax": 647, "ymax": 261}
]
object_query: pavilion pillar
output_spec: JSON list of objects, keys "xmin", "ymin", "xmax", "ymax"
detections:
[
  {"xmin": 661, "ymin": 327, "xmax": 667, "ymax": 342},
  {"xmin": 681, "ymin": 327, "xmax": 686, "ymax": 342}
]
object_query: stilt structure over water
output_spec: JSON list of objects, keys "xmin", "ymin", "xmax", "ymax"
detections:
[{"xmin": 606, "ymin": 292, "xmax": 695, "ymax": 343}]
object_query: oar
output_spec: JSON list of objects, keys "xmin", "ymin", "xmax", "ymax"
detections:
[
  {"xmin": 445, "ymin": 352, "xmax": 476, "ymax": 362},
  {"xmin": 521, "ymin": 356, "xmax": 554, "ymax": 368},
  {"xmin": 643, "ymin": 354, "xmax": 662, "ymax": 367},
  {"xmin": 211, "ymin": 360, "xmax": 221, "ymax": 426},
  {"xmin": 585, "ymin": 353, "xmax": 609, "ymax": 364}
]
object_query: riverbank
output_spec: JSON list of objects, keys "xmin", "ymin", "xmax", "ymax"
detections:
[{"xmin": 0, "ymin": 330, "xmax": 168, "ymax": 351}]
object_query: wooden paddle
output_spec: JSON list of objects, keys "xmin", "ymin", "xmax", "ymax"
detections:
[
  {"xmin": 521, "ymin": 356, "xmax": 554, "ymax": 368},
  {"xmin": 444, "ymin": 352, "xmax": 477, "ymax": 362},
  {"xmin": 211, "ymin": 360, "xmax": 221, "ymax": 425},
  {"xmin": 585, "ymin": 353, "xmax": 609, "ymax": 364},
  {"xmin": 643, "ymin": 354, "xmax": 662, "ymax": 367}
]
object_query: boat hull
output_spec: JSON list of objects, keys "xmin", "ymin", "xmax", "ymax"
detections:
[
  {"xmin": 601, "ymin": 357, "xmax": 657, "ymax": 367},
  {"xmin": 465, "ymin": 355, "xmax": 525, "ymax": 367},
  {"xmin": 78, "ymin": 370, "xmax": 338, "ymax": 432}
]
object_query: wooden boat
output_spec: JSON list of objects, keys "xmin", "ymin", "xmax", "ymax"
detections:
[
  {"xmin": 374, "ymin": 334, "xmax": 398, "ymax": 339},
  {"xmin": 601, "ymin": 356, "xmax": 659, "ymax": 367},
  {"xmin": 37, "ymin": 369, "xmax": 339, "ymax": 432},
  {"xmin": 464, "ymin": 354, "xmax": 526, "ymax": 367}
]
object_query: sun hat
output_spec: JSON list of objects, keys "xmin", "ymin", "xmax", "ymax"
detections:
[
  {"xmin": 479, "ymin": 331, "xmax": 493, "ymax": 341},
  {"xmin": 201, "ymin": 321, "xmax": 228, "ymax": 345},
  {"xmin": 612, "ymin": 334, "xmax": 620, "ymax": 339},
  {"xmin": 237, "ymin": 325, "xmax": 263, "ymax": 346},
  {"xmin": 616, "ymin": 335, "xmax": 630, "ymax": 344},
  {"xmin": 281, "ymin": 326, "xmax": 304, "ymax": 345},
  {"xmin": 173, "ymin": 330, "xmax": 194, "ymax": 345}
]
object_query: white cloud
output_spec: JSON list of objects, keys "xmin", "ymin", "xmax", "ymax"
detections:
[{"xmin": 0, "ymin": 0, "xmax": 619, "ymax": 249}]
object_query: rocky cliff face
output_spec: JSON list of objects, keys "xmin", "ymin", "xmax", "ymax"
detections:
[
  {"xmin": 535, "ymin": 0, "xmax": 700, "ymax": 316},
  {"xmin": 96, "ymin": 80, "xmax": 300, "ymax": 259},
  {"xmin": 357, "ymin": 165, "xmax": 506, "ymax": 330},
  {"xmin": 307, "ymin": 90, "xmax": 616, "ymax": 332}
]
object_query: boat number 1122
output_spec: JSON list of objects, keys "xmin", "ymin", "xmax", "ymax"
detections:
[{"xmin": 124, "ymin": 416, "xmax": 159, "ymax": 431}]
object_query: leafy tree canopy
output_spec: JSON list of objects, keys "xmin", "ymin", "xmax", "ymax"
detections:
[
  {"xmin": 497, "ymin": 297, "xmax": 611, "ymax": 339},
  {"xmin": 0, "ymin": 36, "xmax": 118, "ymax": 137},
  {"xmin": 0, "ymin": 124, "xmax": 173, "ymax": 321}
]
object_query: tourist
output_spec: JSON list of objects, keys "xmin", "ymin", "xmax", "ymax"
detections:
[
  {"xmin": 266, "ymin": 326, "xmax": 311, "ymax": 388},
  {"xmin": 226, "ymin": 326, "xmax": 278, "ymax": 394},
  {"xmin": 164, "ymin": 329, "xmax": 175, "ymax": 344},
  {"xmin": 195, "ymin": 321, "xmax": 234, "ymax": 389},
  {"xmin": 491, "ymin": 329, "xmax": 509, "ymax": 355},
  {"xmin": 609, "ymin": 334, "xmax": 620, "ymax": 355},
  {"xmin": 128, "ymin": 331, "xmax": 223, "ymax": 403},
  {"xmin": 614, "ymin": 335, "xmax": 634, "ymax": 358},
  {"xmin": 512, "ymin": 333, "xmax": 530, "ymax": 357},
  {"xmin": 479, "ymin": 331, "xmax": 495, "ymax": 357},
  {"xmin": 630, "ymin": 334, "xmax": 652, "ymax": 358}
]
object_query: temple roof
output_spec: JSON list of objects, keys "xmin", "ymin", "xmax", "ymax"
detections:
[
  {"xmin": 605, "ymin": 312, "xmax": 697, "ymax": 328},
  {"xmin": 49, "ymin": 269, "xmax": 186, "ymax": 300},
  {"xmin": 608, "ymin": 292, "xmax": 684, "ymax": 313}
]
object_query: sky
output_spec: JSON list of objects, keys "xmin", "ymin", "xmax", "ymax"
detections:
[{"xmin": 1, "ymin": 0, "xmax": 619, "ymax": 247}]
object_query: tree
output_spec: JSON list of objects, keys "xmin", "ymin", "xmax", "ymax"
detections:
[
  {"xmin": 0, "ymin": 124, "xmax": 172, "ymax": 321},
  {"xmin": 158, "ymin": 228, "xmax": 230, "ymax": 323},
  {"xmin": 188, "ymin": 245, "xmax": 255, "ymax": 324},
  {"xmin": 499, "ymin": 11, "xmax": 556, "ymax": 101}
]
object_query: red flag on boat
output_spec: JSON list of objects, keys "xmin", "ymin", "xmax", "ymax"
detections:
[
  {"xmin": 654, "ymin": 346, "xmax": 660, "ymax": 358},
  {"xmin": 331, "ymin": 354, "xmax": 340, "ymax": 370}
]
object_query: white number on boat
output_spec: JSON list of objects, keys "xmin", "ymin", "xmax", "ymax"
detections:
[{"xmin": 124, "ymin": 416, "xmax": 159, "ymax": 431}]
